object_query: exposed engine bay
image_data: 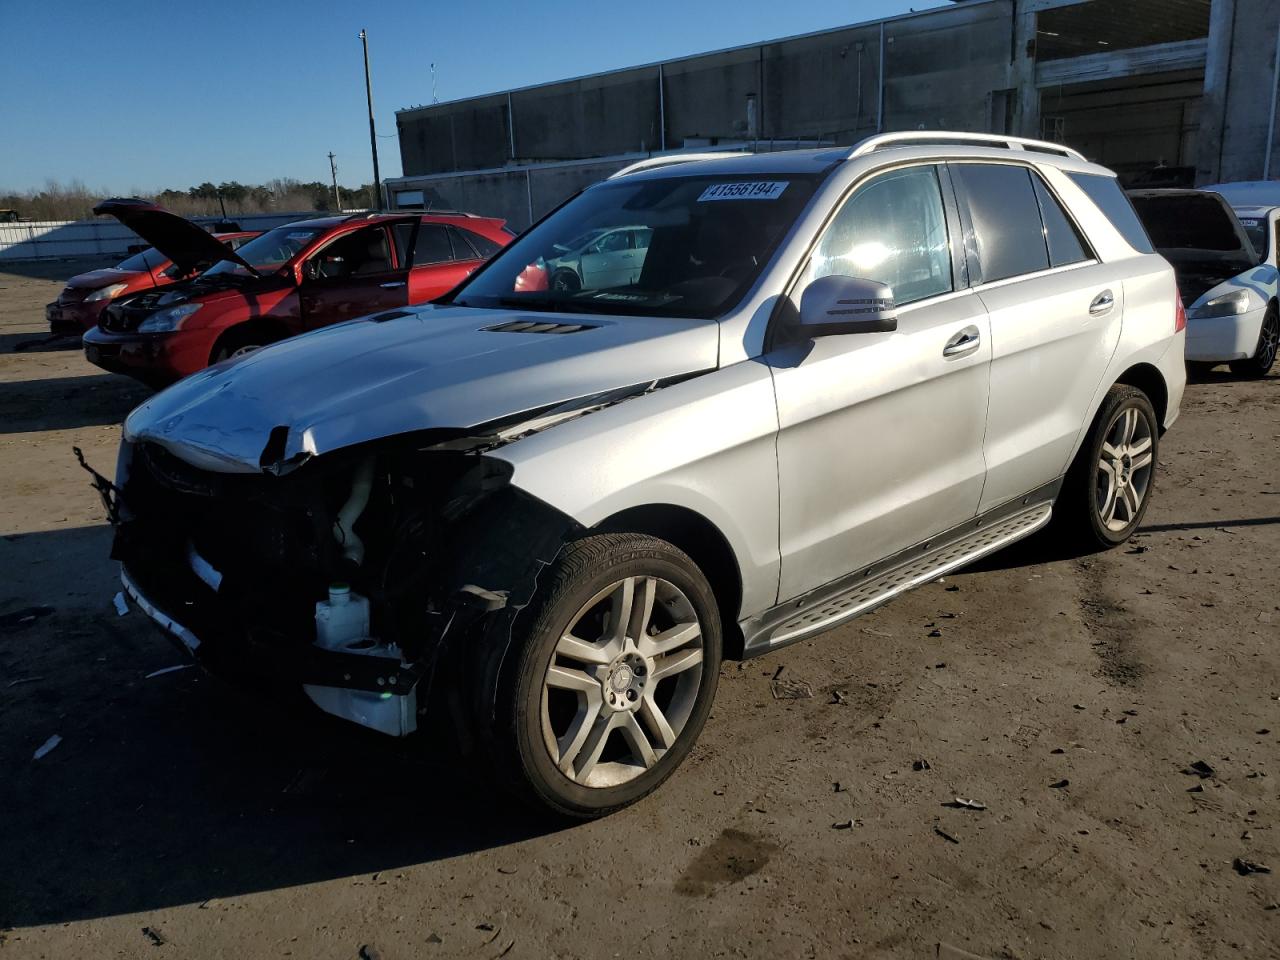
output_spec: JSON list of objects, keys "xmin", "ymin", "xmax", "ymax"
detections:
[{"xmin": 97, "ymin": 433, "xmax": 581, "ymax": 738}]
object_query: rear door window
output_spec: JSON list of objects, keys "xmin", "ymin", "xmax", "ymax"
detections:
[
  {"xmin": 953, "ymin": 164, "xmax": 1050, "ymax": 283},
  {"xmin": 414, "ymin": 224, "xmax": 454, "ymax": 265},
  {"xmin": 1031, "ymin": 174, "xmax": 1091, "ymax": 267},
  {"xmin": 1067, "ymin": 172, "xmax": 1155, "ymax": 253}
]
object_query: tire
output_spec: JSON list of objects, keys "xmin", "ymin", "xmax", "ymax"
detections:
[
  {"xmin": 1054, "ymin": 385, "xmax": 1159, "ymax": 550},
  {"xmin": 1228, "ymin": 303, "xmax": 1279, "ymax": 379},
  {"xmin": 210, "ymin": 325, "xmax": 279, "ymax": 365},
  {"xmin": 550, "ymin": 269, "xmax": 581, "ymax": 293},
  {"xmin": 488, "ymin": 533, "xmax": 722, "ymax": 818}
]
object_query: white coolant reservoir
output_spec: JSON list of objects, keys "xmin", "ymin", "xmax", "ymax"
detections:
[
  {"xmin": 314, "ymin": 583, "xmax": 369, "ymax": 650},
  {"xmin": 305, "ymin": 583, "xmax": 417, "ymax": 737}
]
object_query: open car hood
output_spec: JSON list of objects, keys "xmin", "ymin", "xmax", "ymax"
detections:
[
  {"xmin": 93, "ymin": 199, "xmax": 254, "ymax": 277},
  {"xmin": 124, "ymin": 305, "xmax": 720, "ymax": 473}
]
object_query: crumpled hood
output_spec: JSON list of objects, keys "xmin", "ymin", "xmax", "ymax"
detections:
[{"xmin": 124, "ymin": 305, "xmax": 720, "ymax": 473}]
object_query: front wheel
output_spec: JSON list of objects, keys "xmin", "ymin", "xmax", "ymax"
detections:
[
  {"xmin": 1054, "ymin": 385, "xmax": 1159, "ymax": 549},
  {"xmin": 1228, "ymin": 303, "xmax": 1278, "ymax": 378},
  {"xmin": 491, "ymin": 534, "xmax": 722, "ymax": 818}
]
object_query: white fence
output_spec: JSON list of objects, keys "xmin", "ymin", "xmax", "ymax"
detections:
[{"xmin": 0, "ymin": 211, "xmax": 358, "ymax": 261}]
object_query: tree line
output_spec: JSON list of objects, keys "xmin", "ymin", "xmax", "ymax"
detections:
[{"xmin": 0, "ymin": 179, "xmax": 379, "ymax": 222}]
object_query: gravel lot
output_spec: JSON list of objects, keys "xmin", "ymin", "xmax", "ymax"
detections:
[{"xmin": 1, "ymin": 258, "xmax": 1277, "ymax": 960}]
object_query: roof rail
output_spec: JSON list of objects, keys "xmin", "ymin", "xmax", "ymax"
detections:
[
  {"xmin": 608, "ymin": 152, "xmax": 751, "ymax": 180},
  {"xmin": 847, "ymin": 131, "xmax": 1086, "ymax": 162}
]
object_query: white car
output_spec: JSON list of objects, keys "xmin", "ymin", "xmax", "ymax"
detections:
[
  {"xmin": 544, "ymin": 225, "xmax": 653, "ymax": 291},
  {"xmin": 101, "ymin": 132, "xmax": 1185, "ymax": 817},
  {"xmin": 1129, "ymin": 189, "xmax": 1279, "ymax": 377}
]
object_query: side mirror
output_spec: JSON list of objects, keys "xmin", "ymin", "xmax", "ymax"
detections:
[{"xmin": 797, "ymin": 275, "xmax": 898, "ymax": 337}]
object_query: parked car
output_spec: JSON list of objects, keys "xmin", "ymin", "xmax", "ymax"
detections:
[
  {"xmin": 99, "ymin": 133, "xmax": 1184, "ymax": 818},
  {"xmin": 1129, "ymin": 189, "xmax": 1278, "ymax": 377},
  {"xmin": 46, "ymin": 223, "xmax": 260, "ymax": 335},
  {"xmin": 82, "ymin": 200, "xmax": 512, "ymax": 385},
  {"xmin": 1200, "ymin": 180, "xmax": 1280, "ymax": 208}
]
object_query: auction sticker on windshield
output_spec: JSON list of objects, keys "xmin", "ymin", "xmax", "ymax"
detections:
[{"xmin": 698, "ymin": 181, "xmax": 789, "ymax": 202}]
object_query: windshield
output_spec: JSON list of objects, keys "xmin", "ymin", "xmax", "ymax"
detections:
[
  {"xmin": 204, "ymin": 225, "xmax": 324, "ymax": 277},
  {"xmin": 114, "ymin": 247, "xmax": 163, "ymax": 272},
  {"xmin": 1236, "ymin": 215, "xmax": 1268, "ymax": 260},
  {"xmin": 448, "ymin": 172, "xmax": 824, "ymax": 318}
]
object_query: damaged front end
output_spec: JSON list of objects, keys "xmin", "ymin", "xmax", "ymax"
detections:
[{"xmin": 99, "ymin": 432, "xmax": 580, "ymax": 738}]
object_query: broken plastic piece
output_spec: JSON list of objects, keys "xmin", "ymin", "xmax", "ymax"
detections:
[
  {"xmin": 144, "ymin": 664, "xmax": 194, "ymax": 680},
  {"xmin": 459, "ymin": 584, "xmax": 510, "ymax": 611},
  {"xmin": 113, "ymin": 591, "xmax": 129, "ymax": 617},
  {"xmin": 946, "ymin": 797, "xmax": 986, "ymax": 811},
  {"xmin": 33, "ymin": 734, "xmax": 62, "ymax": 760}
]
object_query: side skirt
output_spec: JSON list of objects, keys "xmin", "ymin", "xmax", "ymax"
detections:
[{"xmin": 740, "ymin": 479, "xmax": 1062, "ymax": 658}]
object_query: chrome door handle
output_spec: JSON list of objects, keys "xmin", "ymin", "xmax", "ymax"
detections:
[
  {"xmin": 380, "ymin": 281, "xmax": 407, "ymax": 289},
  {"xmin": 943, "ymin": 325, "xmax": 981, "ymax": 358},
  {"xmin": 1089, "ymin": 289, "xmax": 1114, "ymax": 315}
]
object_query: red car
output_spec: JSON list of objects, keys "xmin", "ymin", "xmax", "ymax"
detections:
[
  {"xmin": 82, "ymin": 199, "xmax": 512, "ymax": 385},
  {"xmin": 47, "ymin": 228, "xmax": 259, "ymax": 335}
]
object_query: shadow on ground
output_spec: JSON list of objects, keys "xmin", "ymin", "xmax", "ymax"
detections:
[
  {"xmin": 0, "ymin": 256, "xmax": 118, "ymax": 283},
  {"xmin": 0, "ymin": 374, "xmax": 149, "ymax": 433},
  {"xmin": 0, "ymin": 526, "xmax": 561, "ymax": 930}
]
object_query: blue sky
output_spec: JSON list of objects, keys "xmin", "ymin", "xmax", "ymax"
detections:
[{"xmin": 0, "ymin": 0, "xmax": 945, "ymax": 193}]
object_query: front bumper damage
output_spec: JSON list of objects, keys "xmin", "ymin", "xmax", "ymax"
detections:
[{"xmin": 88, "ymin": 434, "xmax": 582, "ymax": 739}]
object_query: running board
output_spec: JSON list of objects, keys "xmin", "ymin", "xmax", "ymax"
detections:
[{"xmin": 740, "ymin": 484, "xmax": 1059, "ymax": 657}]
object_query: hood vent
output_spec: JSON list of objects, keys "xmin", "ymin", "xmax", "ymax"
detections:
[{"xmin": 484, "ymin": 320, "xmax": 597, "ymax": 335}]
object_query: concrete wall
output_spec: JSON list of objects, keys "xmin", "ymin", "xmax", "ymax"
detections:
[
  {"xmin": 1198, "ymin": 0, "xmax": 1280, "ymax": 183},
  {"xmin": 395, "ymin": 0, "xmax": 1016, "ymax": 178}
]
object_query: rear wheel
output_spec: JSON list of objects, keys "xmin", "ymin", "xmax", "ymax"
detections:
[
  {"xmin": 1054, "ymin": 385, "xmax": 1159, "ymax": 549},
  {"xmin": 489, "ymin": 534, "xmax": 721, "ymax": 818},
  {"xmin": 1228, "ymin": 303, "xmax": 1279, "ymax": 378}
]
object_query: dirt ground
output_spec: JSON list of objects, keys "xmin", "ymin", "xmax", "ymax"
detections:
[{"xmin": 0, "ymin": 258, "xmax": 1277, "ymax": 960}]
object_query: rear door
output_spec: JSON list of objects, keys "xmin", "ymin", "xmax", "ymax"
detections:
[
  {"xmin": 950, "ymin": 162, "xmax": 1124, "ymax": 511},
  {"xmin": 768, "ymin": 163, "xmax": 992, "ymax": 601},
  {"xmin": 404, "ymin": 223, "xmax": 477, "ymax": 303},
  {"xmin": 298, "ymin": 221, "xmax": 414, "ymax": 329}
]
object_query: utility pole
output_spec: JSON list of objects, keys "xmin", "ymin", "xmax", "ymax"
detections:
[
  {"xmin": 327, "ymin": 152, "xmax": 342, "ymax": 211},
  {"xmin": 358, "ymin": 29, "xmax": 382, "ymax": 211}
]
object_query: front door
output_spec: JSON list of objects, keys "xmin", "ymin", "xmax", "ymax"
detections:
[
  {"xmin": 579, "ymin": 229, "xmax": 638, "ymax": 288},
  {"xmin": 298, "ymin": 223, "xmax": 412, "ymax": 329},
  {"xmin": 768, "ymin": 163, "xmax": 992, "ymax": 602}
]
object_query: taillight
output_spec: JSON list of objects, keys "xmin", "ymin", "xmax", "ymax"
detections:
[{"xmin": 1174, "ymin": 288, "xmax": 1187, "ymax": 333}]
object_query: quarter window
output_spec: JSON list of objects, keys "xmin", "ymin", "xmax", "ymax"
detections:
[
  {"xmin": 953, "ymin": 164, "xmax": 1050, "ymax": 282},
  {"xmin": 1031, "ymin": 174, "xmax": 1091, "ymax": 267},
  {"xmin": 810, "ymin": 165, "xmax": 953, "ymax": 306},
  {"xmin": 458, "ymin": 227, "xmax": 502, "ymax": 258},
  {"xmin": 1067, "ymin": 172, "xmax": 1155, "ymax": 254}
]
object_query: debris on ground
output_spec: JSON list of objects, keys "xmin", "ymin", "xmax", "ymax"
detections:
[
  {"xmin": 945, "ymin": 797, "xmax": 987, "ymax": 811},
  {"xmin": 113, "ymin": 592, "xmax": 129, "ymax": 617},
  {"xmin": 928, "ymin": 629, "xmax": 943, "ymax": 638},
  {"xmin": 770, "ymin": 666, "xmax": 813, "ymax": 700},
  {"xmin": 141, "ymin": 926, "xmax": 166, "ymax": 946},
  {"xmin": 833, "ymin": 781, "xmax": 847, "ymax": 793},
  {"xmin": 1049, "ymin": 779, "xmax": 1069, "ymax": 789},
  {"xmin": 1184, "ymin": 760, "xmax": 1215, "ymax": 778},
  {"xmin": 0, "ymin": 605, "xmax": 55, "ymax": 631},
  {"xmin": 934, "ymin": 826, "xmax": 960, "ymax": 844},
  {"xmin": 832, "ymin": 819, "xmax": 856, "ymax": 830},
  {"xmin": 143, "ymin": 664, "xmax": 194, "ymax": 680},
  {"xmin": 426, "ymin": 933, "xmax": 443, "ymax": 944},
  {"xmin": 7, "ymin": 676, "xmax": 44, "ymax": 688},
  {"xmin": 32, "ymin": 734, "xmax": 62, "ymax": 760},
  {"xmin": 913, "ymin": 759, "xmax": 931, "ymax": 771},
  {"xmin": 829, "ymin": 689, "xmax": 848, "ymax": 705},
  {"xmin": 358, "ymin": 946, "xmax": 382, "ymax": 960},
  {"xmin": 1233, "ymin": 858, "xmax": 1271, "ymax": 876}
]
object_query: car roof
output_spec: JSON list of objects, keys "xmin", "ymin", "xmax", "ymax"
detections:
[
  {"xmin": 1230, "ymin": 204, "xmax": 1279, "ymax": 216},
  {"xmin": 277, "ymin": 212, "xmax": 505, "ymax": 232},
  {"xmin": 615, "ymin": 142, "xmax": 1114, "ymax": 186}
]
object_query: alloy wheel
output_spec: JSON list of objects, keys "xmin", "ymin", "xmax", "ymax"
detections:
[
  {"xmin": 539, "ymin": 575, "xmax": 704, "ymax": 789},
  {"xmin": 1095, "ymin": 406, "xmax": 1154, "ymax": 532},
  {"xmin": 1258, "ymin": 308, "xmax": 1279, "ymax": 371}
]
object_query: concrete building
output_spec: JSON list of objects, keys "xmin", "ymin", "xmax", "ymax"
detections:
[{"xmin": 386, "ymin": 0, "xmax": 1280, "ymax": 229}]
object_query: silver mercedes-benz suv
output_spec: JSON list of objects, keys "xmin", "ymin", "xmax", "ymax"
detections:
[{"xmin": 97, "ymin": 132, "xmax": 1185, "ymax": 817}]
